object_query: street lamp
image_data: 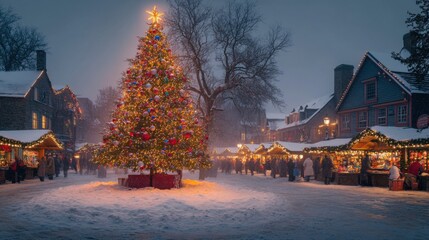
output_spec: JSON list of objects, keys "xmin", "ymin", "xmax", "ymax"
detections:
[
  {"xmin": 323, "ymin": 116, "xmax": 330, "ymax": 140},
  {"xmin": 237, "ymin": 143, "xmax": 242, "ymax": 149}
]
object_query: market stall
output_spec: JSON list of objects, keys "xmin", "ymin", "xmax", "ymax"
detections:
[{"xmin": 0, "ymin": 130, "xmax": 63, "ymax": 182}]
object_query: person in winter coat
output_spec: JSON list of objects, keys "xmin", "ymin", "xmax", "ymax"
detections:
[
  {"xmin": 235, "ymin": 158, "xmax": 243, "ymax": 174},
  {"xmin": 37, "ymin": 157, "xmax": 47, "ymax": 182},
  {"xmin": 62, "ymin": 155, "xmax": 70, "ymax": 178},
  {"xmin": 279, "ymin": 159, "xmax": 287, "ymax": 178},
  {"xmin": 46, "ymin": 154, "xmax": 55, "ymax": 180},
  {"xmin": 287, "ymin": 158, "xmax": 295, "ymax": 182},
  {"xmin": 313, "ymin": 157, "xmax": 321, "ymax": 180},
  {"xmin": 248, "ymin": 158, "xmax": 255, "ymax": 176},
  {"xmin": 9, "ymin": 157, "xmax": 20, "ymax": 183},
  {"xmin": 303, "ymin": 156, "xmax": 314, "ymax": 182},
  {"xmin": 321, "ymin": 155, "xmax": 333, "ymax": 185},
  {"xmin": 360, "ymin": 154, "xmax": 372, "ymax": 186},
  {"xmin": 54, "ymin": 154, "xmax": 61, "ymax": 177},
  {"xmin": 270, "ymin": 158, "xmax": 277, "ymax": 178}
]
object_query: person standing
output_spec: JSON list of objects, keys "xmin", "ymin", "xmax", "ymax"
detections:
[
  {"xmin": 46, "ymin": 153, "xmax": 55, "ymax": 180},
  {"xmin": 235, "ymin": 158, "xmax": 243, "ymax": 174},
  {"xmin": 37, "ymin": 156, "xmax": 47, "ymax": 182},
  {"xmin": 360, "ymin": 154, "xmax": 372, "ymax": 186},
  {"xmin": 279, "ymin": 159, "xmax": 287, "ymax": 178},
  {"xmin": 249, "ymin": 158, "xmax": 255, "ymax": 176},
  {"xmin": 62, "ymin": 155, "xmax": 70, "ymax": 178},
  {"xmin": 303, "ymin": 156, "xmax": 314, "ymax": 182},
  {"xmin": 321, "ymin": 155, "xmax": 333, "ymax": 185},
  {"xmin": 313, "ymin": 157, "xmax": 321, "ymax": 181},
  {"xmin": 54, "ymin": 154, "xmax": 61, "ymax": 177},
  {"xmin": 270, "ymin": 158, "xmax": 277, "ymax": 178},
  {"xmin": 287, "ymin": 158, "xmax": 295, "ymax": 182}
]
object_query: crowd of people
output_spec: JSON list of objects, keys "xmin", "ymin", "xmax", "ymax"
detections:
[
  {"xmin": 217, "ymin": 155, "xmax": 336, "ymax": 184},
  {"xmin": 6, "ymin": 152, "xmax": 102, "ymax": 183},
  {"xmin": 215, "ymin": 154, "xmax": 427, "ymax": 189}
]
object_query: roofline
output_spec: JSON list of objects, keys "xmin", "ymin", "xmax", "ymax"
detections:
[
  {"xmin": 335, "ymin": 52, "xmax": 412, "ymax": 111},
  {"xmin": 277, "ymin": 95, "xmax": 334, "ymax": 131},
  {"xmin": 23, "ymin": 70, "xmax": 45, "ymax": 98}
]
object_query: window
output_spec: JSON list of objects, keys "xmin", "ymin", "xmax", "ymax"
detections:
[
  {"xmin": 358, "ymin": 111, "xmax": 367, "ymax": 128},
  {"xmin": 42, "ymin": 115, "xmax": 48, "ymax": 129},
  {"xmin": 377, "ymin": 108, "xmax": 387, "ymax": 125},
  {"xmin": 241, "ymin": 132, "xmax": 246, "ymax": 142},
  {"xmin": 34, "ymin": 88, "xmax": 38, "ymax": 101},
  {"xmin": 397, "ymin": 105, "xmax": 407, "ymax": 123},
  {"xmin": 341, "ymin": 114, "xmax": 350, "ymax": 130},
  {"xmin": 365, "ymin": 81, "xmax": 376, "ymax": 102},
  {"xmin": 32, "ymin": 112, "xmax": 38, "ymax": 129}
]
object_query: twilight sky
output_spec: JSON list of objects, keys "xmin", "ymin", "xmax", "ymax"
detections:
[{"xmin": 1, "ymin": 0, "xmax": 418, "ymax": 114}]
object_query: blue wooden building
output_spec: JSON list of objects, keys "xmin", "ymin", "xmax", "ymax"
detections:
[{"xmin": 336, "ymin": 51, "xmax": 429, "ymax": 138}]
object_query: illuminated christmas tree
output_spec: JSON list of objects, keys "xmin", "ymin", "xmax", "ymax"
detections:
[{"xmin": 95, "ymin": 6, "xmax": 210, "ymax": 176}]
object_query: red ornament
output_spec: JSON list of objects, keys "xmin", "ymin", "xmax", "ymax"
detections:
[
  {"xmin": 142, "ymin": 132, "xmax": 151, "ymax": 141},
  {"xmin": 169, "ymin": 138, "xmax": 178, "ymax": 145}
]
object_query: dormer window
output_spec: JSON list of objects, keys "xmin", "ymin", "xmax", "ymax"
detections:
[{"xmin": 364, "ymin": 78, "xmax": 377, "ymax": 103}]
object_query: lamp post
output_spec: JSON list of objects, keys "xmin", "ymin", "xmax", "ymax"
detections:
[{"xmin": 323, "ymin": 116, "xmax": 330, "ymax": 140}]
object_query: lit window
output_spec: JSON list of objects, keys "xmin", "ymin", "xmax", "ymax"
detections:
[
  {"xmin": 377, "ymin": 108, "xmax": 387, "ymax": 125},
  {"xmin": 398, "ymin": 105, "xmax": 407, "ymax": 123},
  {"xmin": 241, "ymin": 132, "xmax": 246, "ymax": 141},
  {"xmin": 32, "ymin": 112, "xmax": 38, "ymax": 129},
  {"xmin": 365, "ymin": 81, "xmax": 376, "ymax": 101},
  {"xmin": 341, "ymin": 114, "xmax": 350, "ymax": 130},
  {"xmin": 358, "ymin": 111, "xmax": 367, "ymax": 128},
  {"xmin": 42, "ymin": 115, "xmax": 48, "ymax": 129}
]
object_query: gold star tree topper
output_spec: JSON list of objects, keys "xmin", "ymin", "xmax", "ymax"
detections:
[{"xmin": 146, "ymin": 6, "xmax": 164, "ymax": 24}]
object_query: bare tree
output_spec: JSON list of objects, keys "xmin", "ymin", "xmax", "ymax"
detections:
[
  {"xmin": 166, "ymin": 0, "xmax": 290, "ymax": 139},
  {"xmin": 95, "ymin": 86, "xmax": 121, "ymax": 127},
  {"xmin": 0, "ymin": 6, "xmax": 46, "ymax": 71}
]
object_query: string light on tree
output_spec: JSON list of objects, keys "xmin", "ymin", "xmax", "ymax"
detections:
[{"xmin": 94, "ymin": 6, "xmax": 210, "ymax": 174}]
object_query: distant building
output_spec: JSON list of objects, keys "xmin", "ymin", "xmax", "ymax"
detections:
[
  {"xmin": 52, "ymin": 86, "xmax": 81, "ymax": 150},
  {"xmin": 0, "ymin": 51, "xmax": 54, "ymax": 131},
  {"xmin": 0, "ymin": 50, "xmax": 82, "ymax": 150},
  {"xmin": 276, "ymin": 94, "xmax": 337, "ymax": 143},
  {"xmin": 76, "ymin": 97, "xmax": 98, "ymax": 143},
  {"xmin": 336, "ymin": 51, "xmax": 429, "ymax": 137}
]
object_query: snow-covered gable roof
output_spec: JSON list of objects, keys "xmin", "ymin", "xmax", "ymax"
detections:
[
  {"xmin": 0, "ymin": 71, "xmax": 43, "ymax": 97},
  {"xmin": 241, "ymin": 144, "xmax": 260, "ymax": 152},
  {"xmin": 278, "ymin": 93, "xmax": 334, "ymax": 130},
  {"xmin": 370, "ymin": 126, "xmax": 429, "ymax": 141},
  {"xmin": 0, "ymin": 129, "xmax": 51, "ymax": 143},
  {"xmin": 275, "ymin": 141, "xmax": 311, "ymax": 152},
  {"xmin": 336, "ymin": 51, "xmax": 429, "ymax": 110},
  {"xmin": 310, "ymin": 138, "xmax": 352, "ymax": 148}
]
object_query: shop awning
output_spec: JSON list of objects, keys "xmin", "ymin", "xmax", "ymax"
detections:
[{"xmin": 0, "ymin": 130, "xmax": 64, "ymax": 150}]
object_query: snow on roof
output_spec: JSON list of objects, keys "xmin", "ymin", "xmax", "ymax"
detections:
[
  {"xmin": 368, "ymin": 52, "xmax": 429, "ymax": 94},
  {"xmin": 370, "ymin": 126, "xmax": 429, "ymax": 141},
  {"xmin": 278, "ymin": 94, "xmax": 334, "ymax": 130},
  {"xmin": 369, "ymin": 52, "xmax": 408, "ymax": 73},
  {"xmin": 242, "ymin": 144, "xmax": 260, "ymax": 152},
  {"xmin": 275, "ymin": 141, "xmax": 311, "ymax": 152},
  {"xmin": 0, "ymin": 129, "xmax": 52, "ymax": 143},
  {"xmin": 310, "ymin": 138, "xmax": 352, "ymax": 148},
  {"xmin": 226, "ymin": 147, "xmax": 239, "ymax": 154},
  {"xmin": 0, "ymin": 71, "xmax": 42, "ymax": 97},
  {"xmin": 266, "ymin": 113, "xmax": 285, "ymax": 120}
]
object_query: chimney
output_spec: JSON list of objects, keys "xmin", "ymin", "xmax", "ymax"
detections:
[
  {"xmin": 334, "ymin": 64, "xmax": 354, "ymax": 104},
  {"xmin": 403, "ymin": 31, "xmax": 417, "ymax": 55},
  {"xmin": 36, "ymin": 50, "xmax": 46, "ymax": 71}
]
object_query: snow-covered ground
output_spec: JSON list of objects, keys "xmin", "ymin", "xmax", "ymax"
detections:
[{"xmin": 1, "ymin": 170, "xmax": 428, "ymax": 240}]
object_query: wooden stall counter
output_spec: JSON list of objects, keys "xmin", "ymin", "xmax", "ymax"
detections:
[
  {"xmin": 335, "ymin": 172, "xmax": 360, "ymax": 185},
  {"xmin": 368, "ymin": 169, "xmax": 389, "ymax": 187}
]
